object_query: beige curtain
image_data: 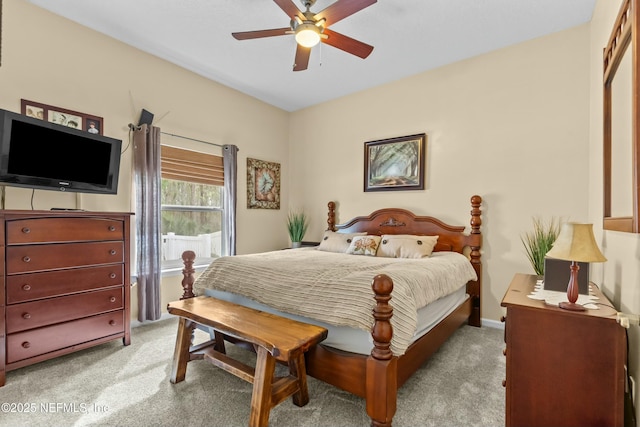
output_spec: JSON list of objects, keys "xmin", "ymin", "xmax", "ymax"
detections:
[{"xmin": 133, "ymin": 124, "xmax": 162, "ymax": 322}]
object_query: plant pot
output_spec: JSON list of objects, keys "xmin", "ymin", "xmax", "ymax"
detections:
[{"xmin": 291, "ymin": 241, "xmax": 302, "ymax": 249}]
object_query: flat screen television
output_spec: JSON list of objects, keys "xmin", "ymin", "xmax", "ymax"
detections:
[{"xmin": 0, "ymin": 108, "xmax": 122, "ymax": 194}]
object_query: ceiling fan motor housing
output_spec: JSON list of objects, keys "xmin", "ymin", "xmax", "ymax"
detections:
[{"xmin": 301, "ymin": 0, "xmax": 317, "ymax": 10}]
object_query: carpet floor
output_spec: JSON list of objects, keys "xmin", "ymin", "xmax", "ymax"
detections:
[{"xmin": 0, "ymin": 317, "xmax": 505, "ymax": 426}]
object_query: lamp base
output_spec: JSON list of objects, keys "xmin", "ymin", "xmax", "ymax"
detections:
[{"xmin": 559, "ymin": 301, "xmax": 586, "ymax": 312}]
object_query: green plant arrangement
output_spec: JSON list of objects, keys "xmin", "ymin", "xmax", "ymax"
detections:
[
  {"xmin": 521, "ymin": 216, "xmax": 562, "ymax": 276},
  {"xmin": 286, "ymin": 210, "xmax": 309, "ymax": 247}
]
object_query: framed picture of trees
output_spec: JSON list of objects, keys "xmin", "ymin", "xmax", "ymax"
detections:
[{"xmin": 364, "ymin": 133, "xmax": 426, "ymax": 192}]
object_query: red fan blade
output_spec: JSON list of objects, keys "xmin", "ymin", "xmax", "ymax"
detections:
[
  {"xmin": 273, "ymin": 0, "xmax": 304, "ymax": 20},
  {"xmin": 293, "ymin": 45, "xmax": 311, "ymax": 71},
  {"xmin": 322, "ymin": 28, "xmax": 373, "ymax": 59},
  {"xmin": 232, "ymin": 28, "xmax": 291, "ymax": 40},
  {"xmin": 314, "ymin": 0, "xmax": 377, "ymax": 26}
]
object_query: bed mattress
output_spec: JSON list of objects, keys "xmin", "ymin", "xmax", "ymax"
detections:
[
  {"xmin": 203, "ymin": 286, "xmax": 468, "ymax": 355},
  {"xmin": 193, "ymin": 249, "xmax": 477, "ymax": 355}
]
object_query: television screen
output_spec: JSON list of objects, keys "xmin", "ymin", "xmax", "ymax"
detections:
[{"xmin": 0, "ymin": 109, "xmax": 122, "ymax": 194}]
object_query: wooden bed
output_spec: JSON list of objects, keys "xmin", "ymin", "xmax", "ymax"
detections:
[{"xmin": 178, "ymin": 195, "xmax": 483, "ymax": 427}]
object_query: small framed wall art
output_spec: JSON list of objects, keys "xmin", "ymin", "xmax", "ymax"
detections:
[
  {"xmin": 364, "ymin": 133, "xmax": 426, "ymax": 192},
  {"xmin": 247, "ymin": 157, "xmax": 280, "ymax": 209},
  {"xmin": 21, "ymin": 99, "xmax": 104, "ymax": 135}
]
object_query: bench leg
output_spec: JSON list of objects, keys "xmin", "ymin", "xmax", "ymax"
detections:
[
  {"xmin": 170, "ymin": 317, "xmax": 196, "ymax": 384},
  {"xmin": 213, "ymin": 330, "xmax": 226, "ymax": 354},
  {"xmin": 249, "ymin": 346, "xmax": 276, "ymax": 427},
  {"xmin": 289, "ymin": 351, "xmax": 310, "ymax": 407}
]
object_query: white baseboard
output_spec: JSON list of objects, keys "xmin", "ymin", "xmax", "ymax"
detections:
[
  {"xmin": 482, "ymin": 317, "xmax": 505, "ymax": 330},
  {"xmin": 131, "ymin": 312, "xmax": 174, "ymax": 328}
]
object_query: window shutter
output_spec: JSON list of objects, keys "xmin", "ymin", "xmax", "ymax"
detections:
[{"xmin": 161, "ymin": 145, "xmax": 224, "ymax": 186}]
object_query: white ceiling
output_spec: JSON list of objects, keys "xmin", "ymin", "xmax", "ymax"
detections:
[{"xmin": 27, "ymin": 0, "xmax": 596, "ymax": 112}]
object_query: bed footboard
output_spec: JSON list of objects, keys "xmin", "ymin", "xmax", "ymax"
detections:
[
  {"xmin": 176, "ymin": 250, "xmax": 399, "ymax": 426},
  {"xmin": 180, "ymin": 250, "xmax": 196, "ymax": 299},
  {"xmin": 176, "ymin": 195, "xmax": 482, "ymax": 427},
  {"xmin": 367, "ymin": 273, "xmax": 397, "ymax": 427}
]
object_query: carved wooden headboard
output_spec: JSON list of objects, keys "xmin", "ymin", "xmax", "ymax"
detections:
[
  {"xmin": 326, "ymin": 195, "xmax": 482, "ymax": 255},
  {"xmin": 325, "ymin": 195, "xmax": 483, "ymax": 325}
]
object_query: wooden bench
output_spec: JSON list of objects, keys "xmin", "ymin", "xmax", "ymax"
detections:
[{"xmin": 167, "ymin": 296, "xmax": 328, "ymax": 427}]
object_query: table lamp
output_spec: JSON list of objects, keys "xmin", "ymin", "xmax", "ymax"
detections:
[{"xmin": 544, "ymin": 223, "xmax": 607, "ymax": 311}]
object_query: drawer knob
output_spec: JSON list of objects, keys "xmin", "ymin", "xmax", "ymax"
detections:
[
  {"xmin": 502, "ymin": 379, "xmax": 506, "ymax": 388},
  {"xmin": 108, "ymin": 225, "xmax": 116, "ymax": 232},
  {"xmin": 22, "ymin": 284, "xmax": 31, "ymax": 291},
  {"xmin": 109, "ymin": 320, "xmax": 116, "ymax": 326},
  {"xmin": 22, "ymin": 312, "xmax": 31, "ymax": 319},
  {"xmin": 23, "ymin": 256, "xmax": 31, "ymax": 263},
  {"xmin": 110, "ymin": 249, "xmax": 117, "ymax": 255},
  {"xmin": 22, "ymin": 341, "xmax": 31, "ymax": 349},
  {"xmin": 109, "ymin": 296, "xmax": 117, "ymax": 303},
  {"xmin": 21, "ymin": 227, "xmax": 30, "ymax": 234},
  {"xmin": 500, "ymin": 316, "xmax": 506, "ymax": 323},
  {"xmin": 110, "ymin": 273, "xmax": 117, "ymax": 279}
]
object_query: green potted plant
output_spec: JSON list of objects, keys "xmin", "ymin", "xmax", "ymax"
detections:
[
  {"xmin": 521, "ymin": 216, "xmax": 562, "ymax": 276},
  {"xmin": 287, "ymin": 210, "xmax": 309, "ymax": 248}
]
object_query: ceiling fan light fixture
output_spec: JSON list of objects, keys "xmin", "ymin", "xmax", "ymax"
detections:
[{"xmin": 295, "ymin": 23, "xmax": 321, "ymax": 47}]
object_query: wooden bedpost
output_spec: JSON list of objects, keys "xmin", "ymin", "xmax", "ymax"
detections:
[
  {"xmin": 469, "ymin": 195, "xmax": 482, "ymax": 326},
  {"xmin": 180, "ymin": 250, "xmax": 196, "ymax": 299},
  {"xmin": 366, "ymin": 274, "xmax": 397, "ymax": 427},
  {"xmin": 327, "ymin": 201, "xmax": 336, "ymax": 231}
]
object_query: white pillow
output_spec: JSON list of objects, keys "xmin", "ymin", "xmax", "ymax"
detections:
[
  {"xmin": 346, "ymin": 235, "xmax": 382, "ymax": 256},
  {"xmin": 377, "ymin": 234, "xmax": 439, "ymax": 258},
  {"xmin": 317, "ymin": 230, "xmax": 367, "ymax": 253}
]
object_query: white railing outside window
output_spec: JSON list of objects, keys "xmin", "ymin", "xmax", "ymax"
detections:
[{"xmin": 162, "ymin": 231, "xmax": 222, "ymax": 261}]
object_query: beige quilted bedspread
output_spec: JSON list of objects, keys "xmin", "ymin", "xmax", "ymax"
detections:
[{"xmin": 193, "ymin": 248, "xmax": 477, "ymax": 355}]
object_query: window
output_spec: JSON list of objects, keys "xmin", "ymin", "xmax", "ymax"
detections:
[{"xmin": 161, "ymin": 146, "xmax": 224, "ymax": 271}]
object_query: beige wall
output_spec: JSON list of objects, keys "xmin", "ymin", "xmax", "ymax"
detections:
[
  {"xmin": 290, "ymin": 25, "xmax": 591, "ymax": 323},
  {"xmin": 6, "ymin": 0, "xmax": 637, "ymax": 413},
  {"xmin": 1, "ymin": 2, "xmax": 616, "ymax": 324},
  {"xmin": 3, "ymin": 0, "xmax": 594, "ymax": 324},
  {"xmin": 590, "ymin": 0, "xmax": 640, "ymax": 415},
  {"xmin": 1, "ymin": 0, "xmax": 290, "ymax": 250},
  {"xmin": 1, "ymin": 0, "xmax": 291, "ymax": 318}
]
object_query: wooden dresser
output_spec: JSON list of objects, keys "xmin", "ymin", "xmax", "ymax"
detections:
[
  {"xmin": 0, "ymin": 210, "xmax": 132, "ymax": 386},
  {"xmin": 501, "ymin": 273, "xmax": 626, "ymax": 427}
]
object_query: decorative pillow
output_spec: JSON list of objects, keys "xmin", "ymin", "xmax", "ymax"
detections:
[
  {"xmin": 346, "ymin": 235, "xmax": 382, "ymax": 256},
  {"xmin": 377, "ymin": 234, "xmax": 439, "ymax": 258},
  {"xmin": 317, "ymin": 230, "xmax": 367, "ymax": 253}
]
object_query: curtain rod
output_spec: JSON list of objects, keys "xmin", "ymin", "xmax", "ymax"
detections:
[{"xmin": 160, "ymin": 131, "xmax": 223, "ymax": 148}]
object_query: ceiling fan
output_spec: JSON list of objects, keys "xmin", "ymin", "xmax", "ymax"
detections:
[{"xmin": 232, "ymin": 0, "xmax": 376, "ymax": 71}]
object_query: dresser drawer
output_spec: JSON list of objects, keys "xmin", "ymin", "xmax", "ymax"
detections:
[
  {"xmin": 6, "ymin": 241, "xmax": 124, "ymax": 274},
  {"xmin": 6, "ymin": 217, "xmax": 124, "ymax": 244},
  {"xmin": 6, "ymin": 311, "xmax": 124, "ymax": 363},
  {"xmin": 6, "ymin": 265, "xmax": 124, "ymax": 303},
  {"xmin": 6, "ymin": 287, "xmax": 123, "ymax": 333}
]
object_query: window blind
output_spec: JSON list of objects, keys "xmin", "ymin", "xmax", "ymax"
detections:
[{"xmin": 161, "ymin": 145, "xmax": 224, "ymax": 186}]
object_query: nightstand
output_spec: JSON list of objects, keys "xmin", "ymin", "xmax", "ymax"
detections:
[{"xmin": 501, "ymin": 273, "xmax": 626, "ymax": 427}]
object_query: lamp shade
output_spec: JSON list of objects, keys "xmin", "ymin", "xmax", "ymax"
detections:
[
  {"xmin": 545, "ymin": 223, "xmax": 607, "ymax": 263},
  {"xmin": 295, "ymin": 24, "xmax": 321, "ymax": 48}
]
